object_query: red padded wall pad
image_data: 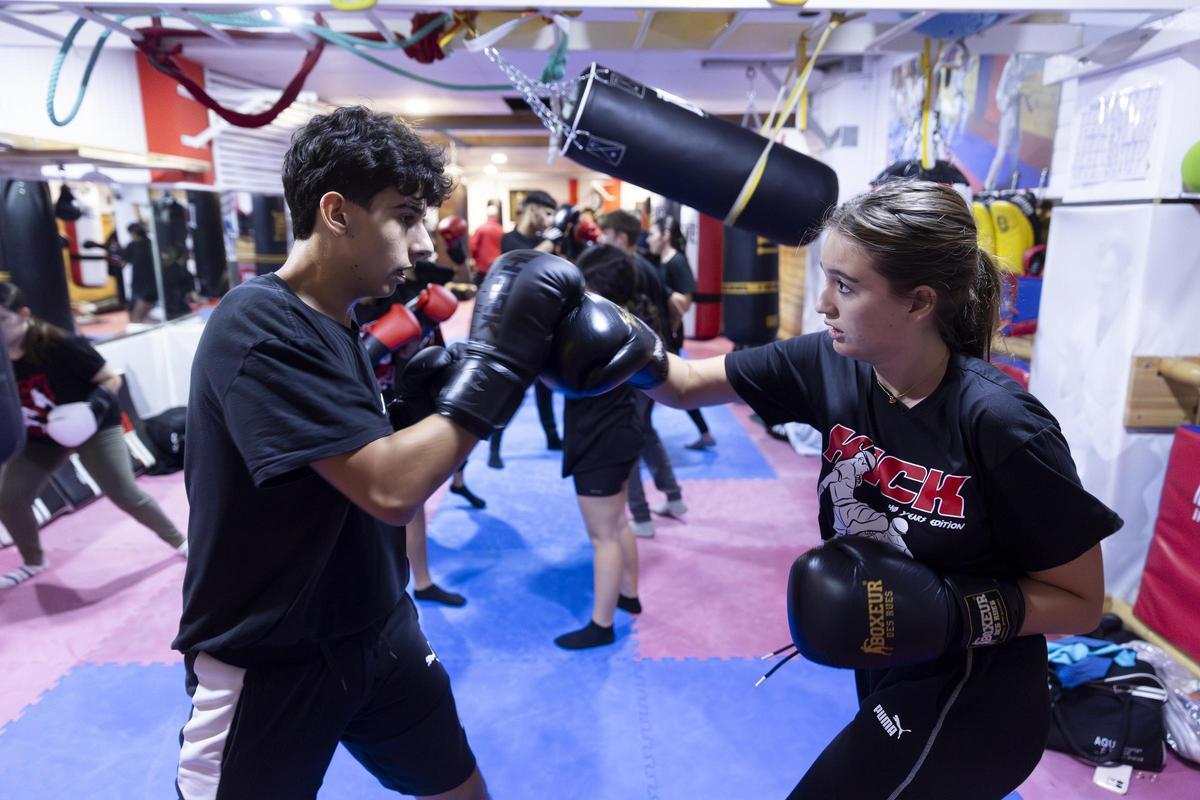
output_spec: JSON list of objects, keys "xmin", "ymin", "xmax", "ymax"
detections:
[{"xmin": 1134, "ymin": 425, "xmax": 1200, "ymax": 662}]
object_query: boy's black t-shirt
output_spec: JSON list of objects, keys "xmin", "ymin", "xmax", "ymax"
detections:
[
  {"xmin": 174, "ymin": 274, "xmax": 405, "ymax": 660},
  {"xmin": 725, "ymin": 332, "xmax": 1122, "ymax": 578},
  {"xmin": 14, "ymin": 334, "xmax": 120, "ymax": 442}
]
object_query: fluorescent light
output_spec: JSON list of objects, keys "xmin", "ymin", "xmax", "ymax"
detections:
[
  {"xmin": 490, "ymin": 152, "xmax": 508, "ymax": 165},
  {"xmin": 483, "ymin": 164, "xmax": 498, "ymax": 175},
  {"xmin": 405, "ymin": 98, "xmax": 433, "ymax": 116},
  {"xmin": 277, "ymin": 7, "xmax": 303, "ymax": 25},
  {"xmin": 258, "ymin": 9, "xmax": 273, "ymax": 21}
]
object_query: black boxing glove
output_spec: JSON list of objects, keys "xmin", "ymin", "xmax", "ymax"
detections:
[
  {"xmin": 542, "ymin": 293, "xmax": 664, "ymax": 397},
  {"xmin": 787, "ymin": 536, "xmax": 1025, "ymax": 670},
  {"xmin": 433, "ymin": 250, "xmax": 585, "ymax": 437},
  {"xmin": 388, "ymin": 346, "xmax": 456, "ymax": 431}
]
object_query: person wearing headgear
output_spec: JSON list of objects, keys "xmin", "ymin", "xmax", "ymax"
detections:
[
  {"xmin": 486, "ymin": 190, "xmax": 563, "ymax": 469},
  {"xmin": 436, "ymin": 214, "xmax": 469, "ymax": 276},
  {"xmin": 0, "ymin": 281, "xmax": 187, "ymax": 589},
  {"xmin": 572, "ymin": 181, "xmax": 1119, "ymax": 798}
]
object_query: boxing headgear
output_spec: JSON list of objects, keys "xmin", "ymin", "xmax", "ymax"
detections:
[
  {"xmin": 553, "ymin": 204, "xmax": 580, "ymax": 232},
  {"xmin": 436, "ymin": 215, "xmax": 467, "ymax": 247}
]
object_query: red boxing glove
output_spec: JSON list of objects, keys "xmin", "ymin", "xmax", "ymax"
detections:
[
  {"xmin": 574, "ymin": 218, "xmax": 601, "ymax": 244},
  {"xmin": 437, "ymin": 215, "xmax": 467, "ymax": 248},
  {"xmin": 412, "ymin": 283, "xmax": 458, "ymax": 323},
  {"xmin": 362, "ymin": 304, "xmax": 422, "ymax": 365}
]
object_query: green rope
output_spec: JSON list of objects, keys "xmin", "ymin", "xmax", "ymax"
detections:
[
  {"xmin": 47, "ymin": 18, "xmax": 115, "ymax": 126},
  {"xmin": 539, "ymin": 29, "xmax": 569, "ymax": 83},
  {"xmin": 46, "ymin": 10, "xmax": 564, "ymax": 128}
]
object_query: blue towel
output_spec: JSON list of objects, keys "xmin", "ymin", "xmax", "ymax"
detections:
[{"xmin": 1047, "ymin": 636, "xmax": 1138, "ymax": 688}]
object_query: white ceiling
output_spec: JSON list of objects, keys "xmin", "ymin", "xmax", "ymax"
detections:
[{"xmin": 0, "ymin": 2, "xmax": 1185, "ymax": 175}]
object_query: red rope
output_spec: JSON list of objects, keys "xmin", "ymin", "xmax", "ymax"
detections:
[{"xmin": 134, "ymin": 15, "xmax": 326, "ymax": 129}]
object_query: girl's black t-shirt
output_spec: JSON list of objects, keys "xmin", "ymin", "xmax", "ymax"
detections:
[{"xmin": 14, "ymin": 334, "xmax": 119, "ymax": 442}]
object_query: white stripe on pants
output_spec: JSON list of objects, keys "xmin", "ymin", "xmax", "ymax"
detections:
[{"xmin": 177, "ymin": 652, "xmax": 247, "ymax": 799}]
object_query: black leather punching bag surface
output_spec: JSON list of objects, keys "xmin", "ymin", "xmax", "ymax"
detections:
[
  {"xmin": 722, "ymin": 226, "xmax": 779, "ymax": 347},
  {"xmin": 560, "ymin": 64, "xmax": 838, "ymax": 247},
  {"xmin": 0, "ymin": 179, "xmax": 74, "ymax": 332},
  {"xmin": 188, "ymin": 190, "xmax": 229, "ymax": 297},
  {"xmin": 252, "ymin": 195, "xmax": 287, "ymax": 275}
]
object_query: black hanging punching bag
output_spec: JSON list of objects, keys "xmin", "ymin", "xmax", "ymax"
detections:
[
  {"xmin": 252, "ymin": 195, "xmax": 287, "ymax": 275},
  {"xmin": 560, "ymin": 64, "xmax": 838, "ymax": 247},
  {"xmin": 187, "ymin": 190, "xmax": 229, "ymax": 297},
  {"xmin": 0, "ymin": 179, "xmax": 74, "ymax": 332},
  {"xmin": 722, "ymin": 226, "xmax": 779, "ymax": 347}
]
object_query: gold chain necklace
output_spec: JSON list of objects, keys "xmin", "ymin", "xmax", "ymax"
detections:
[{"xmin": 874, "ymin": 352, "xmax": 950, "ymax": 406}]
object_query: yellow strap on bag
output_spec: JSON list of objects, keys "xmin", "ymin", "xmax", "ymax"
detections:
[{"xmin": 988, "ymin": 199, "xmax": 1033, "ymax": 276}]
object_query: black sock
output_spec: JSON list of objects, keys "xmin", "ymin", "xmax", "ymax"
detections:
[
  {"xmin": 617, "ymin": 594, "xmax": 642, "ymax": 614},
  {"xmin": 554, "ymin": 620, "xmax": 615, "ymax": 650},
  {"xmin": 414, "ymin": 584, "xmax": 467, "ymax": 607},
  {"xmin": 450, "ymin": 484, "xmax": 486, "ymax": 509}
]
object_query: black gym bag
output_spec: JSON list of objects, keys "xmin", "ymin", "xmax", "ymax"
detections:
[
  {"xmin": 1047, "ymin": 657, "xmax": 1169, "ymax": 771},
  {"xmin": 142, "ymin": 407, "xmax": 187, "ymax": 475}
]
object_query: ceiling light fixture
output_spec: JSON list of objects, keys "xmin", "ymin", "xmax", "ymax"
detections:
[
  {"xmin": 405, "ymin": 98, "xmax": 433, "ymax": 116},
  {"xmin": 277, "ymin": 7, "xmax": 303, "ymax": 26},
  {"xmin": 490, "ymin": 152, "xmax": 508, "ymax": 165},
  {"xmin": 483, "ymin": 164, "xmax": 498, "ymax": 175}
]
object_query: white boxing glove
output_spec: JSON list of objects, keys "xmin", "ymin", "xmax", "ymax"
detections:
[{"xmin": 46, "ymin": 402, "xmax": 99, "ymax": 448}]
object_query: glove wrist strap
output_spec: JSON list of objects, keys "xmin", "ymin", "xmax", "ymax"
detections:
[
  {"xmin": 436, "ymin": 359, "xmax": 527, "ymax": 439},
  {"xmin": 945, "ymin": 574, "xmax": 1026, "ymax": 649}
]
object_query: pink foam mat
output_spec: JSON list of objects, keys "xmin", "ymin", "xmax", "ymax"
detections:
[
  {"xmin": 1018, "ymin": 748, "xmax": 1200, "ymax": 799},
  {"xmin": 634, "ymin": 535, "xmax": 799, "ymax": 661},
  {"xmin": 637, "ymin": 476, "xmax": 822, "ymax": 551},
  {"xmin": 0, "ymin": 473, "xmax": 188, "ymax": 730}
]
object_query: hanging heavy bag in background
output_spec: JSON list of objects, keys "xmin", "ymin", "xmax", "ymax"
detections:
[
  {"xmin": 560, "ymin": 64, "xmax": 838, "ymax": 247},
  {"xmin": 1047, "ymin": 657, "xmax": 1168, "ymax": 770},
  {"xmin": 723, "ymin": 226, "xmax": 779, "ymax": 346}
]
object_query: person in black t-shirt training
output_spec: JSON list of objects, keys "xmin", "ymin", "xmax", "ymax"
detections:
[
  {"xmin": 554, "ymin": 244, "xmax": 647, "ymax": 650},
  {"xmin": 0, "ymin": 282, "xmax": 187, "ymax": 589},
  {"xmin": 645, "ymin": 215, "xmax": 715, "ymax": 452},
  {"xmin": 599, "ymin": 210, "xmax": 685, "ymax": 539},
  {"xmin": 172, "ymin": 108, "xmax": 611, "ymax": 800},
  {"xmin": 488, "ymin": 189, "xmax": 562, "ymax": 469},
  {"xmin": 567, "ymin": 181, "xmax": 1122, "ymax": 799}
]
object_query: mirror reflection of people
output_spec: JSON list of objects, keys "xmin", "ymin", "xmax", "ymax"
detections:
[
  {"xmin": 0, "ymin": 282, "xmax": 187, "ymax": 589},
  {"xmin": 124, "ymin": 222, "xmax": 157, "ymax": 324}
]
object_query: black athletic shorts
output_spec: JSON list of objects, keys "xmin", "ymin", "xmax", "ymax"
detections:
[
  {"xmin": 572, "ymin": 459, "xmax": 636, "ymax": 497},
  {"xmin": 787, "ymin": 636, "xmax": 1050, "ymax": 800},
  {"xmin": 176, "ymin": 596, "xmax": 476, "ymax": 799}
]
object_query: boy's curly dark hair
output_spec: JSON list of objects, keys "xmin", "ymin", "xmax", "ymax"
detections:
[{"xmin": 283, "ymin": 106, "xmax": 454, "ymax": 240}]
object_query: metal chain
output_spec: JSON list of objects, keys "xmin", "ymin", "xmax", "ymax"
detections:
[{"xmin": 482, "ymin": 46, "xmax": 584, "ymax": 142}]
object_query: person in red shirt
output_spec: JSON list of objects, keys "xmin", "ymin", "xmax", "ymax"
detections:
[{"xmin": 468, "ymin": 204, "xmax": 503, "ymax": 284}]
